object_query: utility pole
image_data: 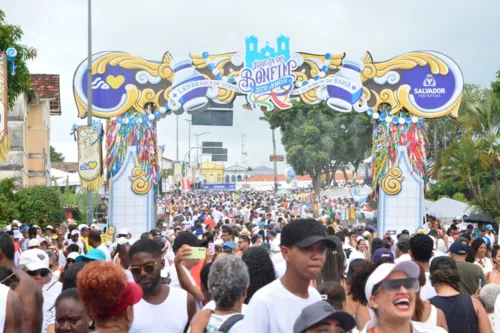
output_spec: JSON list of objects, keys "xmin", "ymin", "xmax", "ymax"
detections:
[
  {"xmin": 185, "ymin": 118, "xmax": 191, "ymax": 180},
  {"xmin": 272, "ymin": 128, "xmax": 278, "ymax": 192},
  {"xmin": 193, "ymin": 132, "xmax": 209, "ymax": 189},
  {"xmin": 86, "ymin": 0, "xmax": 93, "ymax": 225},
  {"xmin": 242, "ymin": 134, "xmax": 247, "ymax": 179},
  {"xmin": 176, "ymin": 116, "xmax": 179, "ymax": 161}
]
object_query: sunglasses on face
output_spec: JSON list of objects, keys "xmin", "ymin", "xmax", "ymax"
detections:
[
  {"xmin": 130, "ymin": 262, "xmax": 158, "ymax": 276},
  {"xmin": 373, "ymin": 278, "xmax": 419, "ymax": 294},
  {"xmin": 27, "ymin": 269, "xmax": 50, "ymax": 278},
  {"xmin": 67, "ymin": 259, "xmax": 76, "ymax": 264}
]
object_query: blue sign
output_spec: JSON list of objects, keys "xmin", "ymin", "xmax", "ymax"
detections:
[{"xmin": 202, "ymin": 184, "xmax": 236, "ymax": 191}]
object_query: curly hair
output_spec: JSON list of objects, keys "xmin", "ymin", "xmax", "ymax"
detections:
[
  {"xmin": 471, "ymin": 238, "xmax": 487, "ymax": 256},
  {"xmin": 242, "ymin": 246, "xmax": 276, "ymax": 304},
  {"xmin": 77, "ymin": 261, "xmax": 128, "ymax": 320},
  {"xmin": 208, "ymin": 255, "xmax": 249, "ymax": 310},
  {"xmin": 346, "ymin": 260, "xmax": 376, "ymax": 306},
  {"xmin": 430, "ymin": 268, "xmax": 461, "ymax": 292}
]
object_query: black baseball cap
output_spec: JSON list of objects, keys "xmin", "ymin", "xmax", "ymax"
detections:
[
  {"xmin": 280, "ymin": 219, "xmax": 335, "ymax": 248},
  {"xmin": 293, "ymin": 301, "xmax": 356, "ymax": 333},
  {"xmin": 430, "ymin": 256, "xmax": 457, "ymax": 273},
  {"xmin": 172, "ymin": 231, "xmax": 206, "ymax": 253}
]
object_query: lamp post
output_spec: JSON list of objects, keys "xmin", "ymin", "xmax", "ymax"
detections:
[
  {"xmin": 193, "ymin": 132, "xmax": 210, "ymax": 189},
  {"xmin": 86, "ymin": 0, "xmax": 93, "ymax": 225},
  {"xmin": 185, "ymin": 118, "xmax": 191, "ymax": 173}
]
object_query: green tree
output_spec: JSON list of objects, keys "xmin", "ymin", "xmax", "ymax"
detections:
[
  {"xmin": 0, "ymin": 178, "xmax": 19, "ymax": 225},
  {"xmin": 0, "ymin": 10, "xmax": 37, "ymax": 109},
  {"xmin": 263, "ymin": 102, "xmax": 372, "ymax": 195},
  {"xmin": 50, "ymin": 145, "xmax": 65, "ymax": 162},
  {"xmin": 16, "ymin": 185, "xmax": 66, "ymax": 227},
  {"xmin": 433, "ymin": 91, "xmax": 500, "ymax": 220},
  {"xmin": 427, "ymin": 84, "xmax": 488, "ymax": 167}
]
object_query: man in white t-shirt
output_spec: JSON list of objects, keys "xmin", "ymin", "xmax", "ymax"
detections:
[
  {"xmin": 242, "ymin": 218, "xmax": 334, "ymax": 333},
  {"xmin": 128, "ymin": 238, "xmax": 196, "ymax": 333},
  {"xmin": 409, "ymin": 234, "xmax": 437, "ymax": 300}
]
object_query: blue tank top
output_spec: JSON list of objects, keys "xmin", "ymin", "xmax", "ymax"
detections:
[{"xmin": 430, "ymin": 294, "xmax": 478, "ymax": 333}]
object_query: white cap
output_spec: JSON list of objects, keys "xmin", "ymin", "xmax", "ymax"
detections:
[
  {"xmin": 362, "ymin": 231, "xmax": 371, "ymax": 238},
  {"xmin": 90, "ymin": 224, "xmax": 98, "ymax": 229},
  {"xmin": 19, "ymin": 249, "xmax": 50, "ymax": 271},
  {"xmin": 28, "ymin": 239, "xmax": 40, "ymax": 248},
  {"xmin": 46, "ymin": 225, "xmax": 54, "ymax": 230},
  {"xmin": 117, "ymin": 229, "xmax": 129, "ymax": 236},
  {"xmin": 13, "ymin": 230, "xmax": 21, "ymax": 239},
  {"xmin": 12, "ymin": 220, "xmax": 20, "ymax": 226},
  {"xmin": 67, "ymin": 252, "xmax": 79, "ymax": 260},
  {"xmin": 116, "ymin": 237, "xmax": 129, "ymax": 246},
  {"xmin": 455, "ymin": 216, "xmax": 462, "ymax": 221},
  {"xmin": 71, "ymin": 230, "xmax": 80, "ymax": 236},
  {"xmin": 364, "ymin": 261, "xmax": 420, "ymax": 301}
]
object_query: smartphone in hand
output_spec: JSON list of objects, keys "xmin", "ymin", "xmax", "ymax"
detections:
[{"xmin": 184, "ymin": 247, "xmax": 206, "ymax": 260}]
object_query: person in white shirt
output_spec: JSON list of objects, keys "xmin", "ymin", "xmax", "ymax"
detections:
[
  {"xmin": 395, "ymin": 235, "xmax": 412, "ymax": 264},
  {"xmin": 19, "ymin": 249, "xmax": 62, "ymax": 333},
  {"xmin": 242, "ymin": 219, "xmax": 335, "ymax": 333},
  {"xmin": 188, "ymin": 255, "xmax": 247, "ymax": 332},
  {"xmin": 128, "ymin": 238, "xmax": 196, "ymax": 333},
  {"xmin": 409, "ymin": 234, "xmax": 437, "ymax": 301}
]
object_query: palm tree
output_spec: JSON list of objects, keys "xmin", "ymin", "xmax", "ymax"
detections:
[{"xmin": 467, "ymin": 94, "xmax": 500, "ymax": 206}]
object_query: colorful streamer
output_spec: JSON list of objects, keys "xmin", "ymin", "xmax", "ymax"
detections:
[
  {"xmin": 106, "ymin": 110, "xmax": 160, "ymax": 184},
  {"xmin": 371, "ymin": 121, "xmax": 427, "ymax": 190}
]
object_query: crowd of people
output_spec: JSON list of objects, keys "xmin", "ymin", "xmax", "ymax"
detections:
[{"xmin": 0, "ymin": 190, "xmax": 499, "ymax": 333}]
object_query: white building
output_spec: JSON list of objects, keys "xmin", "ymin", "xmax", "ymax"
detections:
[{"xmin": 224, "ymin": 164, "xmax": 248, "ymax": 183}]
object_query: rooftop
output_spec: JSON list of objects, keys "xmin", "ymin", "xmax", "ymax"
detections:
[{"xmin": 30, "ymin": 74, "xmax": 61, "ymax": 115}]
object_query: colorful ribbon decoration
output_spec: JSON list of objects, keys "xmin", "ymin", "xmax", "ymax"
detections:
[
  {"xmin": 371, "ymin": 121, "xmax": 427, "ymax": 190},
  {"xmin": 106, "ymin": 110, "xmax": 160, "ymax": 185}
]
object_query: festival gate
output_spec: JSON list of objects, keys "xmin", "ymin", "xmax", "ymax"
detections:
[{"xmin": 72, "ymin": 35, "xmax": 463, "ymax": 235}]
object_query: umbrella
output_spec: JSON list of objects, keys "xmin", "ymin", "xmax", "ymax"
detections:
[
  {"xmin": 276, "ymin": 189, "xmax": 289, "ymax": 195},
  {"xmin": 297, "ymin": 193, "xmax": 311, "ymax": 199},
  {"xmin": 464, "ymin": 214, "xmax": 494, "ymax": 224}
]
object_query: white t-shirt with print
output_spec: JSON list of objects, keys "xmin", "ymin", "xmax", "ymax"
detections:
[{"xmin": 241, "ymin": 279, "xmax": 321, "ymax": 333}]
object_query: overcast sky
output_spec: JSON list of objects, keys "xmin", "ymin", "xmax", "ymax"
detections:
[{"xmin": 3, "ymin": 0, "xmax": 500, "ymax": 169}]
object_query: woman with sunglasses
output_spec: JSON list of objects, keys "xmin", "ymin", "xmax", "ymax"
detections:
[
  {"xmin": 20, "ymin": 249, "xmax": 63, "ymax": 333},
  {"xmin": 350, "ymin": 260, "xmax": 446, "ymax": 333}
]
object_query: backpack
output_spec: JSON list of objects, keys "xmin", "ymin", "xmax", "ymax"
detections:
[{"xmin": 216, "ymin": 314, "xmax": 244, "ymax": 333}]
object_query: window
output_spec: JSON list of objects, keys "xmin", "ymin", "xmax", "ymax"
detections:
[
  {"xmin": 237, "ymin": 175, "xmax": 242, "ymax": 182},
  {"xmin": 225, "ymin": 175, "xmax": 230, "ymax": 183},
  {"xmin": 49, "ymin": 99, "xmax": 60, "ymax": 113}
]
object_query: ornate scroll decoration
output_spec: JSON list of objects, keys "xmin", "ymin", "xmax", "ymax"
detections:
[
  {"xmin": 381, "ymin": 160, "xmax": 404, "ymax": 195},
  {"xmin": 130, "ymin": 166, "xmax": 152, "ymax": 195}
]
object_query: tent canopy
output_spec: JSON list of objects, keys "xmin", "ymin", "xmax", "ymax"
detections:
[
  {"xmin": 50, "ymin": 168, "xmax": 81, "ymax": 187},
  {"xmin": 425, "ymin": 197, "xmax": 475, "ymax": 223}
]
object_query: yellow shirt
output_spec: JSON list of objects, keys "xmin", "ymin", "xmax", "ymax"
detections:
[{"xmin": 81, "ymin": 236, "xmax": 93, "ymax": 251}]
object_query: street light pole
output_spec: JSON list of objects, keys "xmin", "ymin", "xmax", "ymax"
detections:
[
  {"xmin": 176, "ymin": 116, "xmax": 179, "ymax": 161},
  {"xmin": 185, "ymin": 118, "xmax": 191, "ymax": 173},
  {"xmin": 86, "ymin": 0, "xmax": 93, "ymax": 225},
  {"xmin": 193, "ymin": 132, "xmax": 210, "ymax": 189}
]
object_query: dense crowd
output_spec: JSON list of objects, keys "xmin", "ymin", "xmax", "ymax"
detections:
[{"xmin": 0, "ymin": 190, "xmax": 499, "ymax": 333}]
